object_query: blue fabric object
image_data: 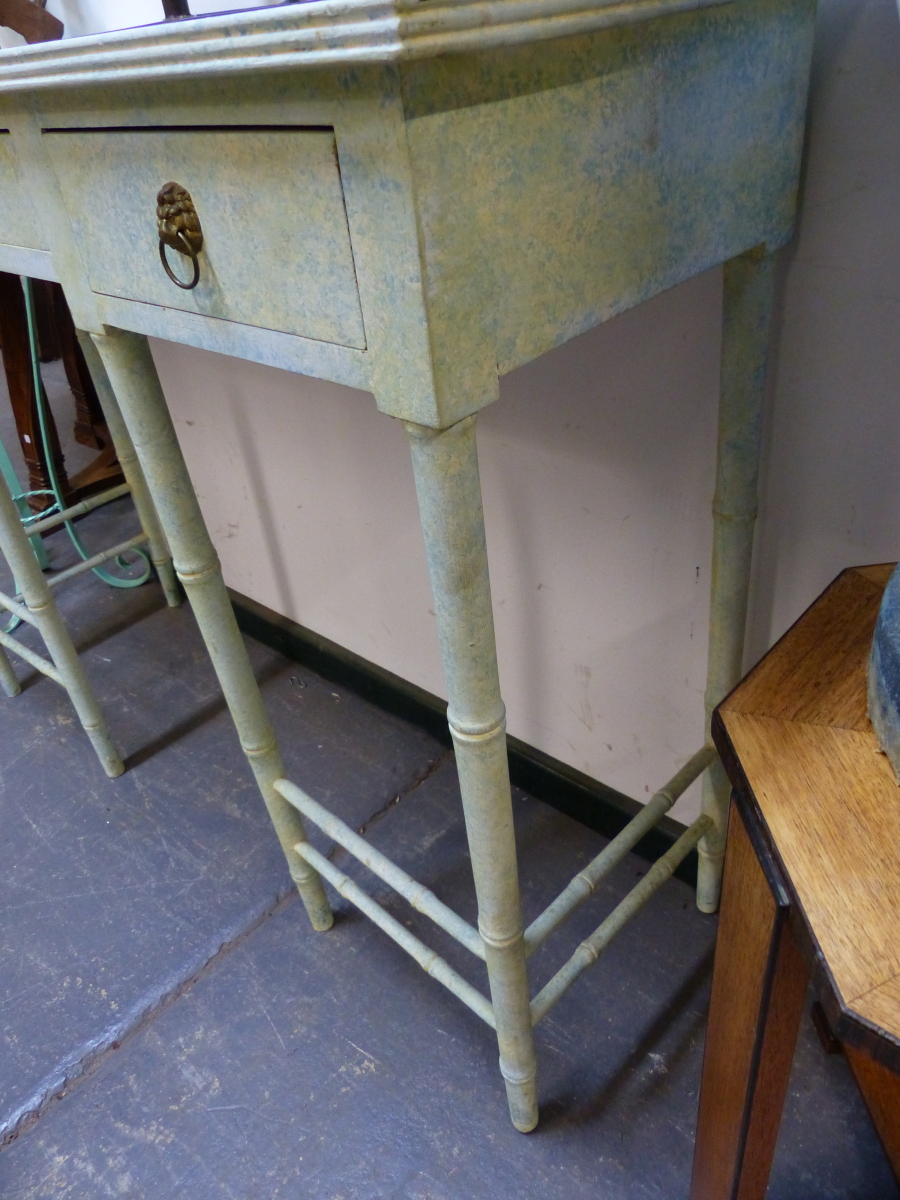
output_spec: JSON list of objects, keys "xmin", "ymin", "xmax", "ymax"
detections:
[{"xmin": 868, "ymin": 562, "xmax": 900, "ymax": 781}]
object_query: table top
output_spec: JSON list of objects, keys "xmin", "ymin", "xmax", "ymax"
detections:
[
  {"xmin": 715, "ymin": 564, "xmax": 900, "ymax": 1059},
  {"xmin": 0, "ymin": 0, "xmax": 739, "ymax": 91}
]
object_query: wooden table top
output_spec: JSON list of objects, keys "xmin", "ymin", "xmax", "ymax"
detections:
[{"xmin": 716, "ymin": 564, "xmax": 900, "ymax": 1054}]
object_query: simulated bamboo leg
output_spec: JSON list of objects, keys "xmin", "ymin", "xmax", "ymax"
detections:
[
  {"xmin": 75, "ymin": 330, "xmax": 181, "ymax": 609},
  {"xmin": 405, "ymin": 415, "xmax": 538, "ymax": 1134},
  {"xmin": 0, "ymin": 469, "xmax": 123, "ymax": 775},
  {"xmin": 90, "ymin": 327, "xmax": 332, "ymax": 932},
  {"xmin": 691, "ymin": 800, "xmax": 809, "ymax": 1200},
  {"xmin": 0, "ymin": 641, "xmax": 21, "ymax": 696},
  {"xmin": 698, "ymin": 249, "xmax": 776, "ymax": 913}
]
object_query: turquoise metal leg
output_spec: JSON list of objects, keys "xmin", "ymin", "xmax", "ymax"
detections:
[
  {"xmin": 697, "ymin": 248, "xmax": 776, "ymax": 913},
  {"xmin": 90, "ymin": 327, "xmax": 333, "ymax": 931},
  {"xmin": 0, "ymin": 468, "xmax": 124, "ymax": 776},
  {"xmin": 405, "ymin": 415, "xmax": 538, "ymax": 1133}
]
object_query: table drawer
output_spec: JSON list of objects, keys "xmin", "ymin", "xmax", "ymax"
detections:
[{"xmin": 44, "ymin": 127, "xmax": 366, "ymax": 350}]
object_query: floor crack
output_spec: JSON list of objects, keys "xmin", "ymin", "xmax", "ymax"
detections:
[
  {"xmin": 1, "ymin": 750, "xmax": 453, "ymax": 1150},
  {"xmin": 357, "ymin": 744, "xmax": 451, "ymax": 840},
  {"xmin": 0, "ymin": 884, "xmax": 298, "ymax": 1152},
  {"xmin": 349, "ymin": 748, "xmax": 452, "ymax": 846}
]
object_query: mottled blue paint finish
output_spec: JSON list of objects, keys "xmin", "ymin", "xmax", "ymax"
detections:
[
  {"xmin": 0, "ymin": 0, "xmax": 819, "ymax": 1129},
  {"xmin": 869, "ymin": 564, "xmax": 900, "ymax": 780},
  {"xmin": 0, "ymin": 0, "xmax": 817, "ymax": 428}
]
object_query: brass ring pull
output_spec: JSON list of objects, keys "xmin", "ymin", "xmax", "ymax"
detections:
[
  {"xmin": 158, "ymin": 230, "xmax": 200, "ymax": 289},
  {"xmin": 156, "ymin": 181, "xmax": 203, "ymax": 290}
]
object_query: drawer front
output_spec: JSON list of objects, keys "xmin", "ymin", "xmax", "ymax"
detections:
[
  {"xmin": 0, "ymin": 132, "xmax": 47, "ymax": 251},
  {"xmin": 44, "ymin": 127, "xmax": 366, "ymax": 349}
]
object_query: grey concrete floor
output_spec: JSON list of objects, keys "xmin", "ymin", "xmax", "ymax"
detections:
[{"xmin": 0, "ymin": 370, "xmax": 895, "ymax": 1198}]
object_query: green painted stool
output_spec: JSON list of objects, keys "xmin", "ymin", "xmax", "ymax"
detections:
[
  {"xmin": 0, "ymin": 282, "xmax": 182, "ymax": 774},
  {"xmin": 0, "ymin": 0, "xmax": 816, "ymax": 1129}
]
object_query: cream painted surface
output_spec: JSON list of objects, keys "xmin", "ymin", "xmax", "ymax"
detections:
[
  {"xmin": 11, "ymin": 0, "xmax": 900, "ymax": 823},
  {"xmin": 745, "ymin": 0, "xmax": 900, "ymax": 668}
]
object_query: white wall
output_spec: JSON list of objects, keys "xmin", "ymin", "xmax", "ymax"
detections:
[
  {"xmin": 13, "ymin": 0, "xmax": 900, "ymax": 822},
  {"xmin": 746, "ymin": 0, "xmax": 900, "ymax": 667}
]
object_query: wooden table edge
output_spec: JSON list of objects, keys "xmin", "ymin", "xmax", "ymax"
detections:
[{"xmin": 711, "ymin": 708, "xmax": 900, "ymax": 1075}]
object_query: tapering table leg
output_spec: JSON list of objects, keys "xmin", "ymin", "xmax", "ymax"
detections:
[
  {"xmin": 698, "ymin": 249, "xmax": 777, "ymax": 913},
  {"xmin": 75, "ymin": 330, "xmax": 181, "ymax": 609},
  {"xmin": 405, "ymin": 415, "xmax": 538, "ymax": 1133},
  {"xmin": 91, "ymin": 327, "xmax": 332, "ymax": 932},
  {"xmin": 691, "ymin": 799, "xmax": 809, "ymax": 1200},
  {"xmin": 0, "ymin": 467, "xmax": 123, "ymax": 776},
  {"xmin": 844, "ymin": 1045, "xmax": 900, "ymax": 1180}
]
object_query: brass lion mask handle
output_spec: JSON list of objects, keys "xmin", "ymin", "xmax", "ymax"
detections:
[{"xmin": 157, "ymin": 182, "xmax": 203, "ymax": 290}]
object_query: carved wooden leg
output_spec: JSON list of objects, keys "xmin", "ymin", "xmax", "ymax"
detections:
[
  {"xmin": 405, "ymin": 415, "xmax": 538, "ymax": 1133},
  {"xmin": 90, "ymin": 327, "xmax": 333, "ymax": 931},
  {"xmin": 691, "ymin": 799, "xmax": 809, "ymax": 1200},
  {"xmin": 698, "ymin": 250, "xmax": 776, "ymax": 912},
  {"xmin": 0, "ymin": 469, "xmax": 123, "ymax": 775},
  {"xmin": 0, "ymin": 271, "xmax": 71, "ymax": 511}
]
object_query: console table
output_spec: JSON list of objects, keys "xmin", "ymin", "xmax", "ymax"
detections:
[{"xmin": 0, "ymin": 0, "xmax": 816, "ymax": 1129}]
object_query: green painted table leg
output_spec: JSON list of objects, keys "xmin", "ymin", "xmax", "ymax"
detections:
[
  {"xmin": 91, "ymin": 327, "xmax": 333, "ymax": 931},
  {"xmin": 0, "ymin": 634, "xmax": 20, "ymax": 696},
  {"xmin": 405, "ymin": 415, "xmax": 538, "ymax": 1133},
  {"xmin": 0, "ymin": 467, "xmax": 123, "ymax": 775},
  {"xmin": 698, "ymin": 248, "xmax": 776, "ymax": 913},
  {"xmin": 75, "ymin": 330, "xmax": 181, "ymax": 609}
]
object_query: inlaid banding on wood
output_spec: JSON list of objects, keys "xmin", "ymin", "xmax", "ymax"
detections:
[{"xmin": 717, "ymin": 565, "xmax": 900, "ymax": 1046}]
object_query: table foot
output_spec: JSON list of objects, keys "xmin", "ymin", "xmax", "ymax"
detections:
[{"xmin": 0, "ymin": 642, "xmax": 21, "ymax": 696}]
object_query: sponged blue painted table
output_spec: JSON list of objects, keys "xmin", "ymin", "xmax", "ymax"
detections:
[{"xmin": 0, "ymin": 0, "xmax": 815, "ymax": 1130}]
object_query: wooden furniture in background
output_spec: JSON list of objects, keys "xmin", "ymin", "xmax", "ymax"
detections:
[
  {"xmin": 0, "ymin": 273, "xmax": 123, "ymax": 511},
  {"xmin": 0, "ymin": 0, "xmax": 61, "ymax": 45},
  {"xmin": 691, "ymin": 564, "xmax": 900, "ymax": 1198},
  {"xmin": 33, "ymin": 278, "xmax": 109, "ymax": 450}
]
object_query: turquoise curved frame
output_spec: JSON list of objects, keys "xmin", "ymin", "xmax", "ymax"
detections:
[{"xmin": 869, "ymin": 564, "xmax": 900, "ymax": 780}]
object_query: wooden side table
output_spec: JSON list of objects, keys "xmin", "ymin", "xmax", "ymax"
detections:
[
  {"xmin": 0, "ymin": 0, "xmax": 817, "ymax": 1129},
  {"xmin": 691, "ymin": 565, "xmax": 900, "ymax": 1198}
]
